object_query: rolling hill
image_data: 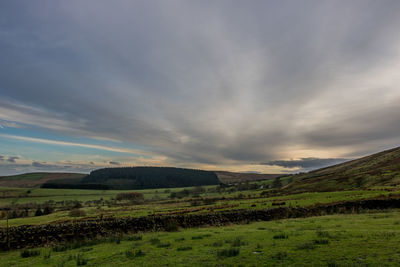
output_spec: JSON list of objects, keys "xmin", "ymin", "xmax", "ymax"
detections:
[
  {"xmin": 0, "ymin": 172, "xmax": 86, "ymax": 188},
  {"xmin": 42, "ymin": 167, "xmax": 220, "ymax": 190},
  {"xmin": 281, "ymin": 146, "xmax": 400, "ymax": 193},
  {"xmin": 1, "ymin": 169, "xmax": 278, "ymax": 189},
  {"xmin": 215, "ymin": 171, "xmax": 280, "ymax": 184}
]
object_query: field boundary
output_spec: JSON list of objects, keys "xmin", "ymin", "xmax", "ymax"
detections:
[{"xmin": 1, "ymin": 196, "xmax": 400, "ymax": 250}]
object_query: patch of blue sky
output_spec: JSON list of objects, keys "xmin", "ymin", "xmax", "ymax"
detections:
[{"xmin": 0, "ymin": 126, "xmax": 151, "ymax": 159}]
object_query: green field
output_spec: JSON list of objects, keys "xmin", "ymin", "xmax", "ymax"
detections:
[
  {"xmin": 0, "ymin": 184, "xmax": 396, "ymax": 227},
  {"xmin": 2, "ymin": 210, "xmax": 400, "ymax": 266},
  {"xmin": 1, "ymin": 169, "xmax": 400, "ymax": 267}
]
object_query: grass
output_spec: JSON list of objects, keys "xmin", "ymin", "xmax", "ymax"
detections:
[
  {"xmin": 2, "ymin": 210, "xmax": 400, "ymax": 266},
  {"xmin": 0, "ymin": 184, "xmax": 395, "ymax": 227}
]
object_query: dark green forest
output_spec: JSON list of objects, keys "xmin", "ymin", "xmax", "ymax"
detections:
[{"xmin": 42, "ymin": 167, "xmax": 219, "ymax": 190}]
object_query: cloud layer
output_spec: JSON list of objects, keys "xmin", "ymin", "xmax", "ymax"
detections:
[{"xmin": 1, "ymin": 1, "xmax": 400, "ymax": 174}]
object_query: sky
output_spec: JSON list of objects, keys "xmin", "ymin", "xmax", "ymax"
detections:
[{"xmin": 1, "ymin": 0, "xmax": 400, "ymax": 176}]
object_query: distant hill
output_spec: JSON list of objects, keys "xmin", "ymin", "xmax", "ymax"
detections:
[
  {"xmin": 0, "ymin": 172, "xmax": 86, "ymax": 188},
  {"xmin": 42, "ymin": 167, "xmax": 220, "ymax": 190},
  {"xmin": 0, "ymin": 169, "xmax": 278, "ymax": 189},
  {"xmin": 281, "ymin": 146, "xmax": 400, "ymax": 193},
  {"xmin": 215, "ymin": 171, "xmax": 280, "ymax": 184}
]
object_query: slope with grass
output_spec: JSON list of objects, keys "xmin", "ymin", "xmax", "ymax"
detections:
[
  {"xmin": 215, "ymin": 171, "xmax": 280, "ymax": 184},
  {"xmin": 1, "ymin": 169, "xmax": 279, "ymax": 190},
  {"xmin": 282, "ymin": 146, "xmax": 400, "ymax": 193},
  {"xmin": 2, "ymin": 210, "xmax": 400, "ymax": 266},
  {"xmin": 42, "ymin": 167, "xmax": 220, "ymax": 190},
  {"xmin": 0, "ymin": 173, "xmax": 86, "ymax": 188}
]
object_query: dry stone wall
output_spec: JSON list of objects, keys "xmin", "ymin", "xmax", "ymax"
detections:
[{"xmin": 1, "ymin": 197, "xmax": 400, "ymax": 250}]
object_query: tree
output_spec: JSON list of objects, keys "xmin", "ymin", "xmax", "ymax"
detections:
[
  {"xmin": 271, "ymin": 177, "xmax": 283, "ymax": 188},
  {"xmin": 115, "ymin": 192, "xmax": 145, "ymax": 202},
  {"xmin": 43, "ymin": 206, "xmax": 53, "ymax": 215},
  {"xmin": 34, "ymin": 208, "xmax": 43, "ymax": 216}
]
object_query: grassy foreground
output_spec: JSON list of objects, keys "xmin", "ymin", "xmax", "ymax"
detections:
[{"xmin": 2, "ymin": 210, "xmax": 400, "ymax": 267}]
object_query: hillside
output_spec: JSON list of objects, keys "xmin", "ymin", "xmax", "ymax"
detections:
[
  {"xmin": 42, "ymin": 167, "xmax": 220, "ymax": 190},
  {"xmin": 215, "ymin": 171, "xmax": 280, "ymax": 184},
  {"xmin": 2, "ymin": 169, "xmax": 278, "ymax": 189},
  {"xmin": 0, "ymin": 172, "xmax": 85, "ymax": 188},
  {"xmin": 281, "ymin": 146, "xmax": 400, "ymax": 193}
]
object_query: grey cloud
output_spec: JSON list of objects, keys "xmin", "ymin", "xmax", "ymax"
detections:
[
  {"xmin": 0, "ymin": 155, "xmax": 4, "ymax": 161},
  {"xmin": 32, "ymin": 161, "xmax": 47, "ymax": 168},
  {"xmin": 7, "ymin": 156, "xmax": 19, "ymax": 163},
  {"xmin": 109, "ymin": 161, "xmax": 120, "ymax": 165},
  {"xmin": 264, "ymin": 158, "xmax": 349, "ymax": 171},
  {"xmin": 1, "ymin": 1, "xmax": 400, "ymax": 168}
]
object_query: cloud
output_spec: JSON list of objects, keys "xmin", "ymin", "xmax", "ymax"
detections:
[
  {"xmin": 1, "ymin": 1, "xmax": 400, "ymax": 173},
  {"xmin": 0, "ymin": 134, "xmax": 150, "ymax": 156},
  {"xmin": 109, "ymin": 161, "xmax": 120, "ymax": 165},
  {"xmin": 32, "ymin": 161, "xmax": 47, "ymax": 168},
  {"xmin": 7, "ymin": 156, "xmax": 19, "ymax": 163},
  {"xmin": 264, "ymin": 158, "xmax": 349, "ymax": 171},
  {"xmin": 0, "ymin": 155, "xmax": 4, "ymax": 161}
]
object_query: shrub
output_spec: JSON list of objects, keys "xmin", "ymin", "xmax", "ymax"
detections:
[
  {"xmin": 272, "ymin": 251, "xmax": 287, "ymax": 260},
  {"xmin": 20, "ymin": 249, "xmax": 40, "ymax": 258},
  {"xmin": 165, "ymin": 221, "xmax": 179, "ymax": 232},
  {"xmin": 43, "ymin": 205, "xmax": 54, "ymax": 215},
  {"xmin": 272, "ymin": 201, "xmax": 286, "ymax": 206},
  {"xmin": 203, "ymin": 198, "xmax": 217, "ymax": 205},
  {"xmin": 273, "ymin": 233, "xmax": 289, "ymax": 239},
  {"xmin": 190, "ymin": 200, "xmax": 201, "ymax": 206},
  {"xmin": 52, "ymin": 245, "xmax": 68, "ymax": 252},
  {"xmin": 212, "ymin": 241, "xmax": 223, "ymax": 247},
  {"xmin": 327, "ymin": 261, "xmax": 340, "ymax": 267},
  {"xmin": 135, "ymin": 249, "xmax": 145, "ymax": 257},
  {"xmin": 313, "ymin": 239, "xmax": 329, "ymax": 245},
  {"xmin": 127, "ymin": 249, "xmax": 145, "ymax": 258},
  {"xmin": 79, "ymin": 248, "xmax": 93, "ymax": 253},
  {"xmin": 157, "ymin": 242, "xmax": 171, "ymax": 248},
  {"xmin": 43, "ymin": 251, "xmax": 51, "ymax": 259},
  {"xmin": 296, "ymin": 242, "xmax": 316, "ymax": 250},
  {"xmin": 231, "ymin": 237, "xmax": 247, "ymax": 247},
  {"xmin": 150, "ymin": 238, "xmax": 160, "ymax": 245},
  {"xmin": 316, "ymin": 230, "xmax": 331, "ymax": 238},
  {"xmin": 177, "ymin": 246, "xmax": 192, "ymax": 251},
  {"xmin": 217, "ymin": 248, "xmax": 240, "ymax": 257},
  {"xmin": 68, "ymin": 209, "xmax": 86, "ymax": 217},
  {"xmin": 127, "ymin": 235, "xmax": 142, "ymax": 241},
  {"xmin": 115, "ymin": 192, "xmax": 144, "ymax": 202},
  {"xmin": 271, "ymin": 177, "xmax": 283, "ymax": 188},
  {"xmin": 34, "ymin": 208, "xmax": 43, "ymax": 217},
  {"xmin": 125, "ymin": 250, "xmax": 134, "ymax": 258},
  {"xmin": 53, "ymin": 259, "xmax": 66, "ymax": 267},
  {"xmin": 75, "ymin": 254, "xmax": 87, "ymax": 266}
]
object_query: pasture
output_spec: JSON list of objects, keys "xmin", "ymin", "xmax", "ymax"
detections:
[
  {"xmin": 0, "ymin": 183, "xmax": 396, "ymax": 227},
  {"xmin": 1, "ymin": 210, "xmax": 400, "ymax": 266}
]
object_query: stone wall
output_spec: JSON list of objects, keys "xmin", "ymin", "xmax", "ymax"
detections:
[{"xmin": 1, "ymin": 197, "xmax": 399, "ymax": 250}]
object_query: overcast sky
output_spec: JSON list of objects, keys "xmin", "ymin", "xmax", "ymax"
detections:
[{"xmin": 1, "ymin": 1, "xmax": 400, "ymax": 175}]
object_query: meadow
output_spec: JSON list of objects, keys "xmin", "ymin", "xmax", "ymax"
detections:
[
  {"xmin": 1, "ymin": 178, "xmax": 400, "ymax": 266},
  {"xmin": 0, "ymin": 183, "xmax": 396, "ymax": 227},
  {"xmin": 1, "ymin": 210, "xmax": 400, "ymax": 266}
]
